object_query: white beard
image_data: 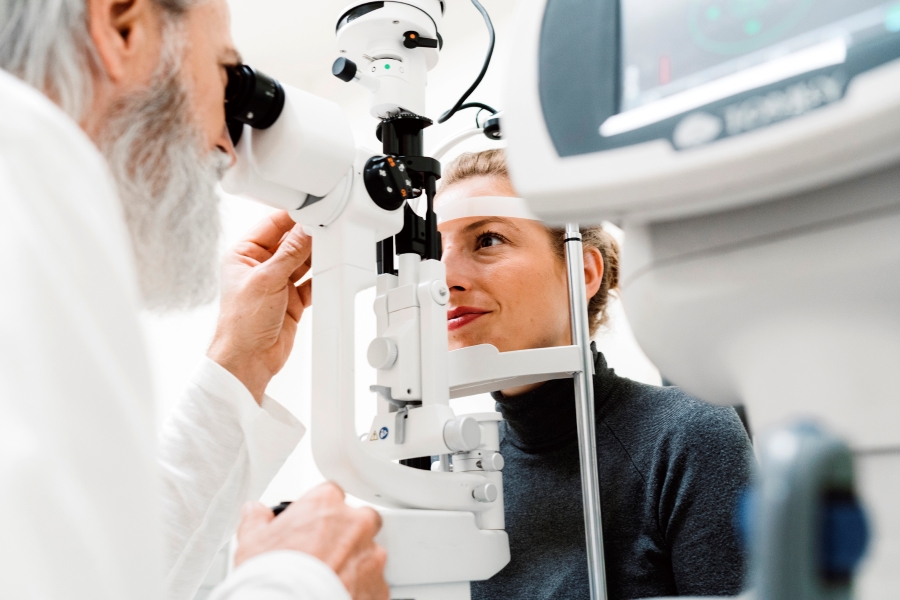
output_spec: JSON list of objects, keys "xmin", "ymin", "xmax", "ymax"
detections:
[{"xmin": 99, "ymin": 36, "xmax": 230, "ymax": 312}]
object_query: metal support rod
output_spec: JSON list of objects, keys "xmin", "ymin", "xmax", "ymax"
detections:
[{"xmin": 564, "ymin": 223, "xmax": 608, "ymax": 600}]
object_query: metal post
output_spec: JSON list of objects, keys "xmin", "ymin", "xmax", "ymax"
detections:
[{"xmin": 564, "ymin": 223, "xmax": 608, "ymax": 600}]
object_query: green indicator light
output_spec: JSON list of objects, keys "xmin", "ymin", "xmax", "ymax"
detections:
[
  {"xmin": 887, "ymin": 4, "xmax": 900, "ymax": 33},
  {"xmin": 745, "ymin": 19, "xmax": 762, "ymax": 35},
  {"xmin": 384, "ymin": 63, "xmax": 391, "ymax": 70},
  {"xmin": 707, "ymin": 6, "xmax": 721, "ymax": 21}
]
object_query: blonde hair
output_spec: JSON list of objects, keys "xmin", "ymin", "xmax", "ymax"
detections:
[{"xmin": 441, "ymin": 149, "xmax": 620, "ymax": 335}]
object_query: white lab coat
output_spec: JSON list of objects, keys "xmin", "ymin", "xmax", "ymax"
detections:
[{"xmin": 0, "ymin": 69, "xmax": 349, "ymax": 600}]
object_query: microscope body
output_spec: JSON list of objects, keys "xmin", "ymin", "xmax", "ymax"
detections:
[{"xmin": 223, "ymin": 2, "xmax": 519, "ymax": 598}]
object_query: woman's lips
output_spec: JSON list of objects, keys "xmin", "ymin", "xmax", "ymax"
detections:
[{"xmin": 447, "ymin": 307, "xmax": 489, "ymax": 332}]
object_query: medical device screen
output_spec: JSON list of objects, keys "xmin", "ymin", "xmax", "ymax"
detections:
[{"xmin": 621, "ymin": 0, "xmax": 900, "ymax": 112}]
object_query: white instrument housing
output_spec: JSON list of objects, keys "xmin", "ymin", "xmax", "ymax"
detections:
[
  {"xmin": 504, "ymin": 0, "xmax": 900, "ymax": 224},
  {"xmin": 222, "ymin": 85, "xmax": 356, "ymax": 215},
  {"xmin": 336, "ymin": 0, "xmax": 444, "ymax": 118}
]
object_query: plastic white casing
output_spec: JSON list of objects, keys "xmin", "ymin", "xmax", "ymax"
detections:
[
  {"xmin": 503, "ymin": 0, "xmax": 900, "ymax": 224},
  {"xmin": 221, "ymin": 85, "xmax": 356, "ymax": 212},
  {"xmin": 336, "ymin": 1, "xmax": 443, "ymax": 118}
]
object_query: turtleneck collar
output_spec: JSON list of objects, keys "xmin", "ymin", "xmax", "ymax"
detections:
[{"xmin": 492, "ymin": 345, "xmax": 615, "ymax": 453}]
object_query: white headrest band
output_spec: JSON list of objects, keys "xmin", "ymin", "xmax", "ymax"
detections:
[{"xmin": 435, "ymin": 196, "xmax": 540, "ymax": 224}]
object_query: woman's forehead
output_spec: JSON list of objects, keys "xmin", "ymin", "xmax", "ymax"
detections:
[{"xmin": 436, "ymin": 176, "xmax": 515, "ymax": 205}]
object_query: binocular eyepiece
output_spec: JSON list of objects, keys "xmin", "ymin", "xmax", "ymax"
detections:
[{"xmin": 225, "ymin": 64, "xmax": 286, "ymax": 144}]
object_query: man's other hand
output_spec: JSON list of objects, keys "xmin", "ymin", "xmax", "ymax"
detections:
[
  {"xmin": 235, "ymin": 483, "xmax": 389, "ymax": 600},
  {"xmin": 208, "ymin": 211, "xmax": 312, "ymax": 403}
]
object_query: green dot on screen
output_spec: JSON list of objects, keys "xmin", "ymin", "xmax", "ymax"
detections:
[
  {"xmin": 745, "ymin": 19, "xmax": 762, "ymax": 35},
  {"xmin": 706, "ymin": 6, "xmax": 721, "ymax": 21},
  {"xmin": 887, "ymin": 5, "xmax": 900, "ymax": 33},
  {"xmin": 385, "ymin": 64, "xmax": 391, "ymax": 69}
]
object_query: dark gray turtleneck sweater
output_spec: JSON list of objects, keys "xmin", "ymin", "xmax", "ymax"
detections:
[{"xmin": 471, "ymin": 350, "xmax": 754, "ymax": 600}]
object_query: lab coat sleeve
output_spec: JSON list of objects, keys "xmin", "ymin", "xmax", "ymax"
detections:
[
  {"xmin": 158, "ymin": 357, "xmax": 306, "ymax": 600},
  {"xmin": 209, "ymin": 552, "xmax": 350, "ymax": 600}
]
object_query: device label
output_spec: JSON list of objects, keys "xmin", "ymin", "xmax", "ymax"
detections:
[{"xmin": 722, "ymin": 75, "xmax": 844, "ymax": 137}]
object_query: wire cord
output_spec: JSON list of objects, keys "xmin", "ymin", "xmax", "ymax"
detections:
[{"xmin": 437, "ymin": 0, "xmax": 495, "ymax": 124}]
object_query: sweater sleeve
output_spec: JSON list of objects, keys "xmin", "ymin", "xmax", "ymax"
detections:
[{"xmin": 657, "ymin": 401, "xmax": 755, "ymax": 596}]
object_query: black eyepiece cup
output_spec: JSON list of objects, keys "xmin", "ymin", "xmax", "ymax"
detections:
[{"xmin": 225, "ymin": 65, "xmax": 286, "ymax": 131}]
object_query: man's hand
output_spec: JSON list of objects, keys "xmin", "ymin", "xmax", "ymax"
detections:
[
  {"xmin": 208, "ymin": 211, "xmax": 312, "ymax": 403},
  {"xmin": 235, "ymin": 483, "xmax": 389, "ymax": 600}
]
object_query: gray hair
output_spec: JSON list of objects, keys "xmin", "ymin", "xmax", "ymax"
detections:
[
  {"xmin": 0, "ymin": 0, "xmax": 196, "ymax": 120},
  {"xmin": 100, "ymin": 27, "xmax": 228, "ymax": 311}
]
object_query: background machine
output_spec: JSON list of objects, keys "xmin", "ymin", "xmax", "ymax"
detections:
[{"xmin": 504, "ymin": 0, "xmax": 900, "ymax": 598}]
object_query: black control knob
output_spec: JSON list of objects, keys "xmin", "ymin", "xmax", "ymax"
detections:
[
  {"xmin": 364, "ymin": 155, "xmax": 415, "ymax": 212},
  {"xmin": 333, "ymin": 57, "xmax": 358, "ymax": 83},
  {"xmin": 403, "ymin": 31, "xmax": 439, "ymax": 49},
  {"xmin": 483, "ymin": 116, "xmax": 502, "ymax": 140}
]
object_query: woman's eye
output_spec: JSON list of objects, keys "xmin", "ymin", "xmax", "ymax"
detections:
[{"xmin": 477, "ymin": 234, "xmax": 505, "ymax": 249}]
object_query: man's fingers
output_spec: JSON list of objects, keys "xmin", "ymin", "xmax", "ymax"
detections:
[
  {"xmin": 259, "ymin": 225, "xmax": 312, "ymax": 281},
  {"xmin": 232, "ymin": 240, "xmax": 273, "ymax": 264},
  {"xmin": 243, "ymin": 211, "xmax": 298, "ymax": 252},
  {"xmin": 357, "ymin": 507, "xmax": 383, "ymax": 536},
  {"xmin": 297, "ymin": 279, "xmax": 313, "ymax": 309},
  {"xmin": 286, "ymin": 283, "xmax": 306, "ymax": 324},
  {"xmin": 307, "ymin": 482, "xmax": 346, "ymax": 504},
  {"xmin": 289, "ymin": 255, "xmax": 312, "ymax": 284},
  {"xmin": 237, "ymin": 502, "xmax": 275, "ymax": 541}
]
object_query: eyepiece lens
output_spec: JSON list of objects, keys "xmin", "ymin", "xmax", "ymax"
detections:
[{"xmin": 224, "ymin": 64, "xmax": 285, "ymax": 132}]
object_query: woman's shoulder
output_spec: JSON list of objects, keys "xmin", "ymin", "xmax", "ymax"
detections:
[{"xmin": 603, "ymin": 372, "xmax": 751, "ymax": 451}]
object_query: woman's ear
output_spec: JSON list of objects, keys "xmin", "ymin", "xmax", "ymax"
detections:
[
  {"xmin": 87, "ymin": 0, "xmax": 160, "ymax": 83},
  {"xmin": 584, "ymin": 246, "xmax": 604, "ymax": 300}
]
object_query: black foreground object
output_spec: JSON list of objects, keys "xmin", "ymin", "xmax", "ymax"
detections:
[
  {"xmin": 224, "ymin": 64, "xmax": 286, "ymax": 144},
  {"xmin": 272, "ymin": 501, "xmax": 292, "ymax": 517},
  {"xmin": 333, "ymin": 57, "xmax": 358, "ymax": 82}
]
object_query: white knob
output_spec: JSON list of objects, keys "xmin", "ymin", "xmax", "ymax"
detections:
[
  {"xmin": 367, "ymin": 338, "xmax": 398, "ymax": 370},
  {"xmin": 479, "ymin": 453, "xmax": 505, "ymax": 472},
  {"xmin": 443, "ymin": 417, "xmax": 481, "ymax": 452},
  {"xmin": 430, "ymin": 280, "xmax": 450, "ymax": 305},
  {"xmin": 472, "ymin": 483, "xmax": 498, "ymax": 503}
]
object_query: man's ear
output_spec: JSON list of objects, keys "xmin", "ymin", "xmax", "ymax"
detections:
[
  {"xmin": 87, "ymin": 0, "xmax": 161, "ymax": 83},
  {"xmin": 584, "ymin": 246, "xmax": 604, "ymax": 300}
]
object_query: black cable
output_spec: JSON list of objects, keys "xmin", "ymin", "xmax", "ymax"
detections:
[
  {"xmin": 446, "ymin": 102, "xmax": 498, "ymax": 127},
  {"xmin": 459, "ymin": 101, "xmax": 498, "ymax": 115},
  {"xmin": 437, "ymin": 0, "xmax": 495, "ymax": 124}
]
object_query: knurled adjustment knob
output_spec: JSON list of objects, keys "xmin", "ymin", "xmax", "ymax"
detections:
[
  {"xmin": 367, "ymin": 337, "xmax": 398, "ymax": 370},
  {"xmin": 332, "ymin": 57, "xmax": 358, "ymax": 82},
  {"xmin": 473, "ymin": 483, "xmax": 498, "ymax": 503},
  {"xmin": 363, "ymin": 155, "xmax": 414, "ymax": 212}
]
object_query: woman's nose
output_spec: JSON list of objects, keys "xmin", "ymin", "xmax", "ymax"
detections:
[{"xmin": 442, "ymin": 246, "xmax": 470, "ymax": 292}]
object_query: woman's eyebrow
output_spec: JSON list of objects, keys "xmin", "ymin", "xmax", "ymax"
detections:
[{"xmin": 461, "ymin": 217, "xmax": 520, "ymax": 235}]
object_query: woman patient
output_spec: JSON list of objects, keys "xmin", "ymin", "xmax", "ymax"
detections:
[{"xmin": 436, "ymin": 149, "xmax": 754, "ymax": 599}]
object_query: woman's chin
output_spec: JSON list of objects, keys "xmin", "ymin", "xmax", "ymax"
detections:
[{"xmin": 449, "ymin": 331, "xmax": 494, "ymax": 352}]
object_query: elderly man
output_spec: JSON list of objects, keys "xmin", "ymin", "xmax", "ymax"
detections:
[{"xmin": 0, "ymin": 1, "xmax": 387, "ymax": 600}]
